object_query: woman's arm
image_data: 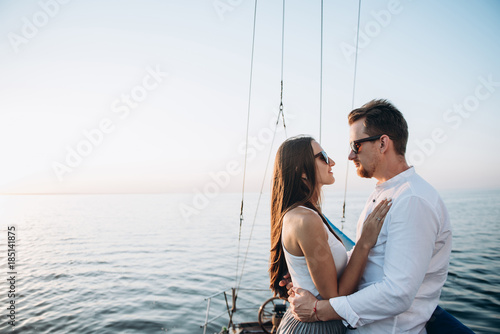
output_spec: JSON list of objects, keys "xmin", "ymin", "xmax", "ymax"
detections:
[
  {"xmin": 291, "ymin": 199, "xmax": 391, "ymax": 300},
  {"xmin": 336, "ymin": 198, "xmax": 392, "ymax": 296},
  {"xmin": 293, "ymin": 212, "xmax": 340, "ymax": 299}
]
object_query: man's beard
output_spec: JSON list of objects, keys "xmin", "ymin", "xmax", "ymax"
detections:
[
  {"xmin": 356, "ymin": 161, "xmax": 375, "ymax": 178},
  {"xmin": 357, "ymin": 165, "xmax": 372, "ymax": 178}
]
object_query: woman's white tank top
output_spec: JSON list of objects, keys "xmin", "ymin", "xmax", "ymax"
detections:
[{"xmin": 282, "ymin": 206, "xmax": 348, "ymax": 298}]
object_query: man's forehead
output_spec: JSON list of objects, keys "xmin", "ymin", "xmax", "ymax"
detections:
[{"xmin": 349, "ymin": 120, "xmax": 367, "ymax": 138}]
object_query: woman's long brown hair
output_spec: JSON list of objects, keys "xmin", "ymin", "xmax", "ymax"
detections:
[{"xmin": 269, "ymin": 135, "xmax": 337, "ymax": 299}]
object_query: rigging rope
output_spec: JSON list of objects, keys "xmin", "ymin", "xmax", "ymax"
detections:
[
  {"xmin": 236, "ymin": 111, "xmax": 286, "ymax": 295},
  {"xmin": 235, "ymin": 0, "xmax": 288, "ymax": 294},
  {"xmin": 341, "ymin": 0, "xmax": 362, "ymax": 230},
  {"xmin": 279, "ymin": 0, "xmax": 287, "ymax": 138},
  {"xmin": 236, "ymin": 0, "xmax": 361, "ymax": 291},
  {"xmin": 351, "ymin": 0, "xmax": 362, "ymax": 111},
  {"xmin": 235, "ymin": 0, "xmax": 259, "ymax": 288},
  {"xmin": 319, "ymin": 0, "xmax": 324, "ymax": 144}
]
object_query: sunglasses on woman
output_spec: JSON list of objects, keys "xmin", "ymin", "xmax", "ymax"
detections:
[
  {"xmin": 314, "ymin": 151, "xmax": 331, "ymax": 164},
  {"xmin": 350, "ymin": 135, "xmax": 383, "ymax": 154}
]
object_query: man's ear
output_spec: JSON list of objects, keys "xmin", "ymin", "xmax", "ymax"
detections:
[{"xmin": 380, "ymin": 135, "xmax": 390, "ymax": 153}]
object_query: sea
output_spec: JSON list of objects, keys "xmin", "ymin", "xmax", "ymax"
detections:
[{"xmin": 0, "ymin": 189, "xmax": 499, "ymax": 334}]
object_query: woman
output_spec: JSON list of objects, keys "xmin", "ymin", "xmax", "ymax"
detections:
[{"xmin": 270, "ymin": 135, "xmax": 391, "ymax": 333}]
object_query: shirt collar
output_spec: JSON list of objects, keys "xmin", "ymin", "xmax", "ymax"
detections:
[{"xmin": 375, "ymin": 166, "xmax": 415, "ymax": 191}]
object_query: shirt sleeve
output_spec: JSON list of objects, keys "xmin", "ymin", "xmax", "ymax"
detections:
[{"xmin": 329, "ymin": 196, "xmax": 440, "ymax": 328}]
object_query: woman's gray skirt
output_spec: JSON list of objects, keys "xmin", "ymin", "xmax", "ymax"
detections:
[{"xmin": 276, "ymin": 309, "xmax": 346, "ymax": 334}]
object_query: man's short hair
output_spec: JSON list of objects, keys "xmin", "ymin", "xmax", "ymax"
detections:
[{"xmin": 348, "ymin": 99, "xmax": 409, "ymax": 156}]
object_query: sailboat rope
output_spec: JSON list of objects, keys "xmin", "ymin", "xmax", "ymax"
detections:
[
  {"xmin": 235, "ymin": 0, "xmax": 288, "ymax": 294},
  {"xmin": 341, "ymin": 0, "xmax": 362, "ymax": 228},
  {"xmin": 319, "ymin": 0, "xmax": 324, "ymax": 144},
  {"xmin": 235, "ymin": 110, "xmax": 286, "ymax": 295},
  {"xmin": 279, "ymin": 80, "xmax": 287, "ymax": 137},
  {"xmin": 279, "ymin": 0, "xmax": 288, "ymax": 138},
  {"xmin": 236, "ymin": 0, "xmax": 260, "ymax": 287},
  {"xmin": 235, "ymin": 0, "xmax": 362, "ymax": 291}
]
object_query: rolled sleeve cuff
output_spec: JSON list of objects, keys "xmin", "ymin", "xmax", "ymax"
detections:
[{"xmin": 329, "ymin": 296, "xmax": 360, "ymax": 329}]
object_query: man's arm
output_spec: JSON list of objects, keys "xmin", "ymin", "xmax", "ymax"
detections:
[
  {"xmin": 329, "ymin": 196, "xmax": 441, "ymax": 328},
  {"xmin": 288, "ymin": 200, "xmax": 391, "ymax": 321},
  {"xmin": 288, "ymin": 287, "xmax": 342, "ymax": 322},
  {"xmin": 285, "ymin": 246, "xmax": 360, "ymax": 322}
]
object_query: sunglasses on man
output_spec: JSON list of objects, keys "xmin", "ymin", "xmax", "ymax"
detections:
[{"xmin": 350, "ymin": 135, "xmax": 383, "ymax": 154}]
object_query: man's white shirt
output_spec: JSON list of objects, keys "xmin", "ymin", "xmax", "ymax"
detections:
[{"xmin": 329, "ymin": 167, "xmax": 452, "ymax": 333}]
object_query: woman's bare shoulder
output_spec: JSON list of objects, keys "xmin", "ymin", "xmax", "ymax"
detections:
[
  {"xmin": 283, "ymin": 206, "xmax": 323, "ymax": 232},
  {"xmin": 282, "ymin": 207, "xmax": 328, "ymax": 256}
]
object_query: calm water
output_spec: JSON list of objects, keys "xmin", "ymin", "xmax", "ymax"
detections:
[{"xmin": 0, "ymin": 190, "xmax": 498, "ymax": 333}]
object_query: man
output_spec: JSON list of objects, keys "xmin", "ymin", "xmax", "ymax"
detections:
[{"xmin": 287, "ymin": 99, "xmax": 452, "ymax": 333}]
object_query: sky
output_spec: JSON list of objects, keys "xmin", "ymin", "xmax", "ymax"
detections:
[{"xmin": 0, "ymin": 0, "xmax": 499, "ymax": 195}]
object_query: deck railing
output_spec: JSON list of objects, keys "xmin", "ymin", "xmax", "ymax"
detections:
[{"xmin": 201, "ymin": 287, "xmax": 271, "ymax": 334}]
